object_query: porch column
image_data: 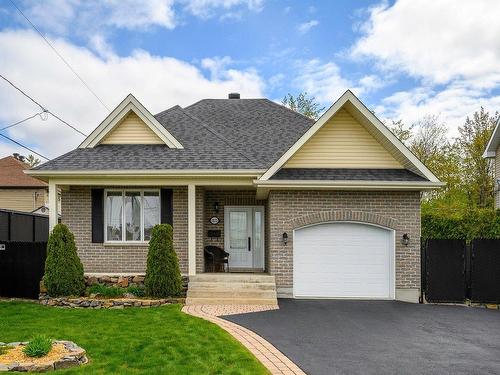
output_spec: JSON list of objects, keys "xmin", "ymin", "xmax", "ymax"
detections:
[
  {"xmin": 48, "ymin": 180, "xmax": 58, "ymax": 231},
  {"xmin": 188, "ymin": 184, "xmax": 196, "ymax": 275}
]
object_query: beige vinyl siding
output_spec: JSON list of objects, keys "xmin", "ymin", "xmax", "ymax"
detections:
[
  {"xmin": 0, "ymin": 188, "xmax": 47, "ymax": 212},
  {"xmin": 284, "ymin": 108, "xmax": 403, "ymax": 169},
  {"xmin": 100, "ymin": 112, "xmax": 164, "ymax": 144}
]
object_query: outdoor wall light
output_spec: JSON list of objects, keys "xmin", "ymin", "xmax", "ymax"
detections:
[
  {"xmin": 402, "ymin": 233, "xmax": 410, "ymax": 246},
  {"xmin": 214, "ymin": 202, "xmax": 219, "ymax": 213},
  {"xmin": 282, "ymin": 232, "xmax": 288, "ymax": 246}
]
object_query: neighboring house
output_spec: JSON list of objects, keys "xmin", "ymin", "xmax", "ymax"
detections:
[
  {"xmin": 484, "ymin": 117, "xmax": 500, "ymax": 208},
  {"xmin": 0, "ymin": 155, "xmax": 48, "ymax": 213},
  {"xmin": 27, "ymin": 90, "xmax": 442, "ymax": 303}
]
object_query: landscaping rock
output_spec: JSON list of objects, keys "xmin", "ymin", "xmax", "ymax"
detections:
[
  {"xmin": 117, "ymin": 276, "xmax": 129, "ymax": 288},
  {"xmin": 86, "ymin": 276, "xmax": 98, "ymax": 286},
  {"xmin": 132, "ymin": 275, "xmax": 145, "ymax": 283},
  {"xmin": 99, "ymin": 276, "xmax": 111, "ymax": 283},
  {"xmin": 0, "ymin": 341, "xmax": 87, "ymax": 372},
  {"xmin": 54, "ymin": 357, "xmax": 79, "ymax": 370}
]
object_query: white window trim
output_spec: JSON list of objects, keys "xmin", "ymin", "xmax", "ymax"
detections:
[{"xmin": 104, "ymin": 188, "xmax": 160, "ymax": 244}]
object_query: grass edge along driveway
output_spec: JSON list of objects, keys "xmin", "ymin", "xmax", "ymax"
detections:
[{"xmin": 0, "ymin": 301, "xmax": 268, "ymax": 374}]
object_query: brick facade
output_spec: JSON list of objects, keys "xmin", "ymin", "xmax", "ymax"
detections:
[
  {"xmin": 267, "ymin": 190, "xmax": 421, "ymax": 295},
  {"xmin": 62, "ymin": 186, "xmax": 421, "ymax": 301},
  {"xmin": 61, "ymin": 186, "xmax": 189, "ymax": 274}
]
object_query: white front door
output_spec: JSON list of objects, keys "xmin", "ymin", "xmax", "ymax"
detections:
[{"xmin": 225, "ymin": 206, "xmax": 264, "ymax": 269}]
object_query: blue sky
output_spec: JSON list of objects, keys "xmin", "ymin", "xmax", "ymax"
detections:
[{"xmin": 1, "ymin": 0, "xmax": 500, "ymax": 160}]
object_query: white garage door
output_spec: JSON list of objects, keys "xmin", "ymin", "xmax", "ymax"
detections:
[{"xmin": 294, "ymin": 222, "xmax": 394, "ymax": 299}]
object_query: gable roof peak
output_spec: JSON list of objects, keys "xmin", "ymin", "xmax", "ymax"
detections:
[
  {"xmin": 259, "ymin": 89, "xmax": 442, "ymax": 183},
  {"xmin": 79, "ymin": 93, "xmax": 183, "ymax": 149}
]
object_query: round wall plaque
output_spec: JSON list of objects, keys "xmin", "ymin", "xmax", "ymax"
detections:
[{"xmin": 209, "ymin": 216, "xmax": 220, "ymax": 225}]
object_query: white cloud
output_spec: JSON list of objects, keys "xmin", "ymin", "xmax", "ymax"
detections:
[
  {"xmin": 106, "ymin": 0, "xmax": 177, "ymax": 30},
  {"xmin": 13, "ymin": 0, "xmax": 263, "ymax": 38},
  {"xmin": 357, "ymin": 74, "xmax": 388, "ymax": 92},
  {"xmin": 374, "ymin": 84, "xmax": 500, "ymax": 136},
  {"xmin": 297, "ymin": 20, "xmax": 319, "ymax": 34},
  {"xmin": 0, "ymin": 30, "xmax": 264, "ymax": 159},
  {"xmin": 348, "ymin": 0, "xmax": 500, "ymax": 136},
  {"xmin": 182, "ymin": 0, "xmax": 263, "ymax": 19},
  {"xmin": 351, "ymin": 0, "xmax": 500, "ymax": 88},
  {"xmin": 293, "ymin": 60, "xmax": 352, "ymax": 103}
]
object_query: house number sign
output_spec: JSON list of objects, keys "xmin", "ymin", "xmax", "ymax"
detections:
[{"xmin": 210, "ymin": 216, "xmax": 220, "ymax": 225}]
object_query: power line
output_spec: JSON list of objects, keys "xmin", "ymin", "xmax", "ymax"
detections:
[
  {"xmin": 0, "ymin": 133, "xmax": 49, "ymax": 160},
  {"xmin": 0, "ymin": 73, "xmax": 88, "ymax": 136},
  {"xmin": 9, "ymin": 0, "xmax": 110, "ymax": 111},
  {"xmin": 0, "ymin": 111, "xmax": 47, "ymax": 131}
]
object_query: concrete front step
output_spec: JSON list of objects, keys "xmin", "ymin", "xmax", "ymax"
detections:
[
  {"xmin": 185, "ymin": 297, "xmax": 278, "ymax": 305},
  {"xmin": 189, "ymin": 273, "xmax": 275, "ymax": 283},
  {"xmin": 187, "ymin": 290, "xmax": 277, "ymax": 299},
  {"xmin": 186, "ymin": 273, "xmax": 278, "ymax": 305},
  {"xmin": 187, "ymin": 282, "xmax": 276, "ymax": 290}
]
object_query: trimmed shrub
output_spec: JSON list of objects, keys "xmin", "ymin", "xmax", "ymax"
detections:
[
  {"xmin": 44, "ymin": 224, "xmax": 85, "ymax": 297},
  {"xmin": 145, "ymin": 224, "xmax": 182, "ymax": 297},
  {"xmin": 422, "ymin": 209, "xmax": 500, "ymax": 241},
  {"xmin": 23, "ymin": 335, "xmax": 52, "ymax": 358}
]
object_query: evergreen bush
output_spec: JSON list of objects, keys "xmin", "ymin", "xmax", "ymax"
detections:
[
  {"xmin": 145, "ymin": 224, "xmax": 182, "ymax": 297},
  {"xmin": 422, "ymin": 209, "xmax": 500, "ymax": 241},
  {"xmin": 44, "ymin": 224, "xmax": 85, "ymax": 297}
]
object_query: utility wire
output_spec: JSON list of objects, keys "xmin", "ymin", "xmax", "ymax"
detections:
[
  {"xmin": 9, "ymin": 0, "xmax": 110, "ymax": 111},
  {"xmin": 0, "ymin": 111, "xmax": 47, "ymax": 131},
  {"xmin": 0, "ymin": 133, "xmax": 49, "ymax": 160},
  {"xmin": 0, "ymin": 73, "xmax": 88, "ymax": 136}
]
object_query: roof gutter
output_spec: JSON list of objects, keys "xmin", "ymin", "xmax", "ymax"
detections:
[
  {"xmin": 254, "ymin": 179, "xmax": 445, "ymax": 190},
  {"xmin": 25, "ymin": 169, "xmax": 265, "ymax": 178}
]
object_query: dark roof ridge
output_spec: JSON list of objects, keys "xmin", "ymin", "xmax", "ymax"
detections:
[
  {"xmin": 178, "ymin": 107, "xmax": 260, "ymax": 167},
  {"xmin": 154, "ymin": 104, "xmax": 182, "ymax": 118}
]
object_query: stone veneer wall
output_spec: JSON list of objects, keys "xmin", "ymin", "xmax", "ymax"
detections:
[
  {"xmin": 267, "ymin": 190, "xmax": 421, "ymax": 296},
  {"xmin": 61, "ymin": 186, "xmax": 189, "ymax": 274}
]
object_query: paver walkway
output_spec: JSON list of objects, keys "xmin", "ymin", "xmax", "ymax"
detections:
[{"xmin": 182, "ymin": 304, "xmax": 305, "ymax": 375}]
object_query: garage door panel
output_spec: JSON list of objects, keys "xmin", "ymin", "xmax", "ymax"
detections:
[{"xmin": 294, "ymin": 222, "xmax": 394, "ymax": 299}]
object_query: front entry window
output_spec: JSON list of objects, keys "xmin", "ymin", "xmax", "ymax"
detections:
[
  {"xmin": 229, "ymin": 211, "xmax": 248, "ymax": 249},
  {"xmin": 105, "ymin": 190, "xmax": 160, "ymax": 242}
]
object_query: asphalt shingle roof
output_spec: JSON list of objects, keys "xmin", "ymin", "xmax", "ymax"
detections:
[
  {"xmin": 33, "ymin": 98, "xmax": 430, "ymax": 183},
  {"xmin": 35, "ymin": 99, "xmax": 313, "ymax": 171},
  {"xmin": 270, "ymin": 168, "xmax": 428, "ymax": 181},
  {"xmin": 0, "ymin": 156, "xmax": 47, "ymax": 187}
]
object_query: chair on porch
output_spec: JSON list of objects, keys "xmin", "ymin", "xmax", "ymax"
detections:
[{"xmin": 204, "ymin": 246, "xmax": 230, "ymax": 273}]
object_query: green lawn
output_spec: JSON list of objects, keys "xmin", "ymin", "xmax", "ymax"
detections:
[{"xmin": 0, "ymin": 301, "xmax": 268, "ymax": 374}]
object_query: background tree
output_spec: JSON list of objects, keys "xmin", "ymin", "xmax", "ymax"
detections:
[
  {"xmin": 456, "ymin": 107, "xmax": 498, "ymax": 208},
  {"xmin": 389, "ymin": 119, "xmax": 413, "ymax": 143},
  {"xmin": 282, "ymin": 92, "xmax": 325, "ymax": 120},
  {"xmin": 389, "ymin": 115, "xmax": 464, "ymax": 213},
  {"xmin": 25, "ymin": 154, "xmax": 41, "ymax": 168}
]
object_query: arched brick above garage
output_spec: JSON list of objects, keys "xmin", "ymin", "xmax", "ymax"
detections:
[{"xmin": 290, "ymin": 210, "xmax": 398, "ymax": 231}]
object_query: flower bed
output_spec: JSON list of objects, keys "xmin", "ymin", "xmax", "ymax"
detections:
[{"xmin": 0, "ymin": 340, "xmax": 87, "ymax": 372}]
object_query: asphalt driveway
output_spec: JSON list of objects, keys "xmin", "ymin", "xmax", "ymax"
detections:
[{"xmin": 224, "ymin": 300, "xmax": 500, "ymax": 375}]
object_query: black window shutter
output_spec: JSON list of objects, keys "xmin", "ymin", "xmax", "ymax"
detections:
[
  {"xmin": 160, "ymin": 188, "xmax": 173, "ymax": 225},
  {"xmin": 91, "ymin": 189, "xmax": 104, "ymax": 243}
]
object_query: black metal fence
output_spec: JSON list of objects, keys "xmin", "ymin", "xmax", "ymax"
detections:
[
  {"xmin": 0, "ymin": 241, "xmax": 47, "ymax": 299},
  {"xmin": 0, "ymin": 209, "xmax": 49, "ymax": 242},
  {"xmin": 422, "ymin": 238, "xmax": 500, "ymax": 303}
]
